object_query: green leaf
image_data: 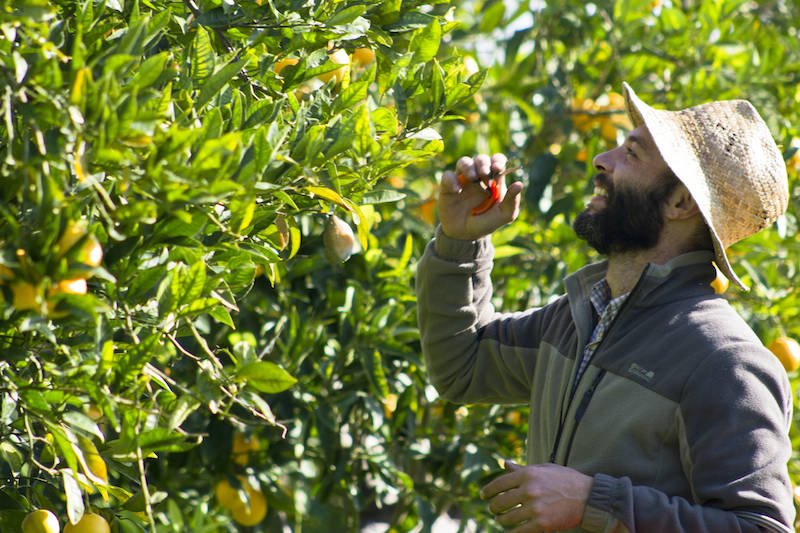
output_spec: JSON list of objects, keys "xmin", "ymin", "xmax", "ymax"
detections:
[
  {"xmin": 360, "ymin": 189, "xmax": 406, "ymax": 205},
  {"xmin": 131, "ymin": 52, "xmax": 169, "ymax": 89},
  {"xmin": 410, "ymin": 18, "xmax": 441, "ymax": 63},
  {"xmin": 235, "ymin": 361, "xmax": 297, "ymax": 393},
  {"xmin": 190, "ymin": 26, "xmax": 215, "ymax": 80},
  {"xmin": 197, "ymin": 56, "xmax": 248, "ymax": 108},
  {"xmin": 62, "ymin": 468, "xmax": 85, "ymax": 526},
  {"xmin": 170, "ymin": 261, "xmax": 206, "ymax": 312},
  {"xmin": 327, "ymin": 5, "xmax": 367, "ymax": 26}
]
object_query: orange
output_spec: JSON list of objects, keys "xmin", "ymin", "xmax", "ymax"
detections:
[
  {"xmin": 215, "ymin": 477, "xmax": 268, "ymax": 526},
  {"xmin": 57, "ymin": 222, "xmax": 88, "ymax": 257},
  {"xmin": 230, "ymin": 483, "xmax": 267, "ymax": 526},
  {"xmin": 215, "ymin": 479, "xmax": 241, "ymax": 510},
  {"xmin": 350, "ymin": 47, "xmax": 375, "ymax": 66},
  {"xmin": 22, "ymin": 509, "xmax": 60, "ymax": 533},
  {"xmin": 317, "ymin": 48, "xmax": 350, "ymax": 83},
  {"xmin": 768, "ymin": 337, "xmax": 800, "ymax": 373},
  {"xmin": 49, "ymin": 278, "xmax": 88, "ymax": 296},
  {"xmin": 12, "ymin": 282, "xmax": 41, "ymax": 310},
  {"xmin": 77, "ymin": 235, "xmax": 103, "ymax": 268},
  {"xmin": 231, "ymin": 432, "xmax": 260, "ymax": 466},
  {"xmin": 572, "ymin": 97, "xmax": 596, "ymax": 132},
  {"xmin": 710, "ymin": 264, "xmax": 728, "ymax": 294},
  {"xmin": 63, "ymin": 513, "xmax": 110, "ymax": 533},
  {"xmin": 0, "ymin": 264, "xmax": 13, "ymax": 282},
  {"xmin": 274, "ymin": 57, "xmax": 299, "ymax": 75}
]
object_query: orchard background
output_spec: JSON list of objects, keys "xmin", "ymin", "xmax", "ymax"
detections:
[{"xmin": 2, "ymin": 0, "xmax": 800, "ymax": 531}]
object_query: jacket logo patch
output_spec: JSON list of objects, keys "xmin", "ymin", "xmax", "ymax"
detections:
[{"xmin": 628, "ymin": 362, "xmax": 655, "ymax": 382}]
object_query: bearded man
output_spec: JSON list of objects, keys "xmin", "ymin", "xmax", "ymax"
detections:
[{"xmin": 415, "ymin": 82, "xmax": 794, "ymax": 532}]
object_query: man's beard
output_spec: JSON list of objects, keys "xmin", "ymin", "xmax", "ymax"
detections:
[{"xmin": 573, "ymin": 172, "xmax": 679, "ymax": 255}]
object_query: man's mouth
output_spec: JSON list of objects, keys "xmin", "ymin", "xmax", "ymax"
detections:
[{"xmin": 593, "ymin": 184, "xmax": 608, "ymax": 199}]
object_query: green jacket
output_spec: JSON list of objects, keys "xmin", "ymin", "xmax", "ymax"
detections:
[{"xmin": 416, "ymin": 227, "xmax": 794, "ymax": 532}]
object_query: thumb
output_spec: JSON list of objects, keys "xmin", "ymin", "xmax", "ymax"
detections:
[
  {"xmin": 503, "ymin": 459, "xmax": 521, "ymax": 472},
  {"xmin": 499, "ymin": 181, "xmax": 523, "ymax": 220}
]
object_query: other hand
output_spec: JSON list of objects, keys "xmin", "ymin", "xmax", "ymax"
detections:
[
  {"xmin": 480, "ymin": 462, "xmax": 593, "ymax": 532},
  {"xmin": 438, "ymin": 153, "xmax": 523, "ymax": 241}
]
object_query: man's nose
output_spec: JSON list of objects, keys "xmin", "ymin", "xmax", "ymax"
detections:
[{"xmin": 592, "ymin": 149, "xmax": 613, "ymax": 172}]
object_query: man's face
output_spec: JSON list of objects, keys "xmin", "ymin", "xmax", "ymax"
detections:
[{"xmin": 573, "ymin": 126, "xmax": 680, "ymax": 255}]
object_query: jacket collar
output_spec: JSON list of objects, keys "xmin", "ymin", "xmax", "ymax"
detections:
[{"xmin": 564, "ymin": 251, "xmax": 716, "ymax": 346}]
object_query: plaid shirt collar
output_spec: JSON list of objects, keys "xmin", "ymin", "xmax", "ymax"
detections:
[{"xmin": 589, "ymin": 278, "xmax": 628, "ymax": 321}]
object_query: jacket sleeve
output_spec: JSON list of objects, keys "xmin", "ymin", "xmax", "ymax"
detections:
[
  {"xmin": 415, "ymin": 227, "xmax": 548, "ymax": 404},
  {"xmin": 581, "ymin": 343, "xmax": 795, "ymax": 533}
]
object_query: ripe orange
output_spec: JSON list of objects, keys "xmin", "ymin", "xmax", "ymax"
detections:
[
  {"xmin": 77, "ymin": 235, "xmax": 103, "ymax": 268},
  {"xmin": 0, "ymin": 264, "xmax": 13, "ymax": 282},
  {"xmin": 710, "ymin": 264, "xmax": 729, "ymax": 294},
  {"xmin": 351, "ymin": 47, "xmax": 375, "ymax": 66},
  {"xmin": 230, "ymin": 483, "xmax": 267, "ymax": 526},
  {"xmin": 231, "ymin": 432, "xmax": 260, "ymax": 466},
  {"xmin": 317, "ymin": 48, "xmax": 350, "ymax": 83},
  {"xmin": 12, "ymin": 282, "xmax": 41, "ymax": 310},
  {"xmin": 215, "ymin": 477, "xmax": 268, "ymax": 526},
  {"xmin": 57, "ymin": 222, "xmax": 88, "ymax": 257},
  {"xmin": 768, "ymin": 337, "xmax": 800, "ymax": 373},
  {"xmin": 22, "ymin": 509, "xmax": 60, "ymax": 533},
  {"xmin": 63, "ymin": 513, "xmax": 110, "ymax": 533},
  {"xmin": 274, "ymin": 57, "xmax": 299, "ymax": 75},
  {"xmin": 49, "ymin": 278, "xmax": 88, "ymax": 296}
]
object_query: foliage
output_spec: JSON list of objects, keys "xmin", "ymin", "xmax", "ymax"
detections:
[{"xmin": 2, "ymin": 0, "xmax": 800, "ymax": 531}]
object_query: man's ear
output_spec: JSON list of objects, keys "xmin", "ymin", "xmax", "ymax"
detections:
[{"xmin": 664, "ymin": 184, "xmax": 701, "ymax": 221}]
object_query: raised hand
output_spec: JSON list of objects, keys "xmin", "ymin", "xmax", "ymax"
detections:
[{"xmin": 438, "ymin": 153, "xmax": 524, "ymax": 241}]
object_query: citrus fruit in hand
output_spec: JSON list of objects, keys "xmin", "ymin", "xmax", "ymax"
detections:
[
  {"xmin": 22, "ymin": 509, "xmax": 60, "ymax": 533},
  {"xmin": 768, "ymin": 337, "xmax": 800, "ymax": 373},
  {"xmin": 63, "ymin": 513, "xmax": 110, "ymax": 533}
]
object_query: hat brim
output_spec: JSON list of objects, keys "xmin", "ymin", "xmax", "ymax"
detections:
[{"xmin": 620, "ymin": 81, "xmax": 748, "ymax": 291}]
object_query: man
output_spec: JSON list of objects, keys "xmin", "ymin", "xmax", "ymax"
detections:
[{"xmin": 415, "ymin": 82, "xmax": 794, "ymax": 532}]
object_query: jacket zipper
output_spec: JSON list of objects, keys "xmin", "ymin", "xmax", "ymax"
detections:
[{"xmin": 549, "ymin": 267, "xmax": 649, "ymax": 465}]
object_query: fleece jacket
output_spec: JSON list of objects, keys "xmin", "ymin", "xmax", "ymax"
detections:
[{"xmin": 416, "ymin": 227, "xmax": 795, "ymax": 532}]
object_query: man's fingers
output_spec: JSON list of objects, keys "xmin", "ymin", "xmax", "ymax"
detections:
[
  {"xmin": 487, "ymin": 487, "xmax": 523, "ymax": 515},
  {"xmin": 475, "ymin": 154, "xmax": 491, "ymax": 177},
  {"xmin": 481, "ymin": 470, "xmax": 522, "ymax": 500},
  {"xmin": 500, "ymin": 181, "xmax": 524, "ymax": 218},
  {"xmin": 491, "ymin": 153, "xmax": 508, "ymax": 175},
  {"xmin": 441, "ymin": 170, "xmax": 461, "ymax": 193},
  {"xmin": 456, "ymin": 156, "xmax": 476, "ymax": 181}
]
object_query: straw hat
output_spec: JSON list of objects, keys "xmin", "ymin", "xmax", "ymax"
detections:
[{"xmin": 621, "ymin": 82, "xmax": 789, "ymax": 290}]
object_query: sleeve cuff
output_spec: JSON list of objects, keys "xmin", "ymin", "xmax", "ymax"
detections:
[
  {"xmin": 433, "ymin": 225, "xmax": 493, "ymax": 262},
  {"xmin": 581, "ymin": 473, "xmax": 623, "ymax": 533}
]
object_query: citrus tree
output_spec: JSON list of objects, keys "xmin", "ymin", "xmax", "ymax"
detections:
[
  {"xmin": 0, "ymin": 0, "xmax": 484, "ymax": 530},
  {"xmin": 4, "ymin": 0, "xmax": 800, "ymax": 531}
]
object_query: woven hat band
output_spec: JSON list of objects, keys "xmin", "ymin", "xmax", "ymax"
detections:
[{"xmin": 622, "ymin": 82, "xmax": 788, "ymax": 290}]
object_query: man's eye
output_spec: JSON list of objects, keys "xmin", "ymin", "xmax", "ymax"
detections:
[{"xmin": 626, "ymin": 147, "xmax": 637, "ymax": 158}]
